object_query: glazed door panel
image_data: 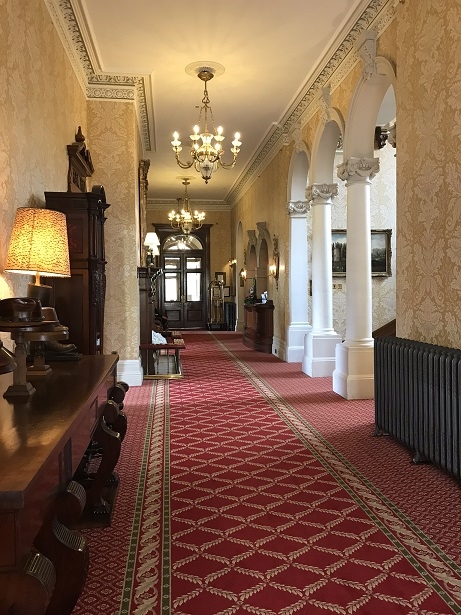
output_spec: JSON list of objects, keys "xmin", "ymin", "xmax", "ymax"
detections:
[{"xmin": 162, "ymin": 254, "xmax": 205, "ymax": 329}]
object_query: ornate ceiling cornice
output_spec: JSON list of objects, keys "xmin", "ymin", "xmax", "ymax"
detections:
[
  {"xmin": 45, "ymin": 0, "xmax": 395, "ymax": 205},
  {"xmin": 227, "ymin": 0, "xmax": 395, "ymax": 205},
  {"xmin": 44, "ymin": 0, "xmax": 152, "ymax": 152}
]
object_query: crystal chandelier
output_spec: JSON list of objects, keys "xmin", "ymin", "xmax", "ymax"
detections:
[
  {"xmin": 168, "ymin": 179, "xmax": 205, "ymax": 235},
  {"xmin": 171, "ymin": 64, "xmax": 242, "ymax": 184}
]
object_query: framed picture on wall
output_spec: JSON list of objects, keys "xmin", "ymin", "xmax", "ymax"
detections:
[
  {"xmin": 215, "ymin": 271, "xmax": 226, "ymax": 284},
  {"xmin": 223, "ymin": 286, "xmax": 231, "ymax": 297},
  {"xmin": 331, "ymin": 229, "xmax": 392, "ymax": 277}
]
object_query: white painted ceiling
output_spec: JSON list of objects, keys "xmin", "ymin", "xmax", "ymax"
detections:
[{"xmin": 76, "ymin": 0, "xmax": 370, "ymax": 202}]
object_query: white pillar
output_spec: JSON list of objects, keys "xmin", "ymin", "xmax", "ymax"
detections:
[
  {"xmin": 303, "ymin": 184, "xmax": 342, "ymax": 377},
  {"xmin": 333, "ymin": 157, "xmax": 380, "ymax": 399},
  {"xmin": 286, "ymin": 200, "xmax": 311, "ymax": 362}
]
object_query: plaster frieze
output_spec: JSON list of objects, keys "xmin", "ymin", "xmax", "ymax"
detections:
[
  {"xmin": 287, "ymin": 200, "xmax": 311, "ymax": 216},
  {"xmin": 317, "ymin": 86, "xmax": 332, "ymax": 126},
  {"xmin": 45, "ymin": 0, "xmax": 152, "ymax": 152},
  {"xmin": 355, "ymin": 30, "xmax": 377, "ymax": 80},
  {"xmin": 306, "ymin": 183, "xmax": 338, "ymax": 202},
  {"xmin": 337, "ymin": 157, "xmax": 380, "ymax": 182}
]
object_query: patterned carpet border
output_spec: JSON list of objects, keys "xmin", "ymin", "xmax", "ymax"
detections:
[
  {"xmin": 120, "ymin": 380, "xmax": 167, "ymax": 614},
  {"xmin": 78, "ymin": 331, "xmax": 461, "ymax": 614}
]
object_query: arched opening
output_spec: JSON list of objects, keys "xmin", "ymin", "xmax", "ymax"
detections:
[{"xmin": 285, "ymin": 148, "xmax": 311, "ymax": 363}]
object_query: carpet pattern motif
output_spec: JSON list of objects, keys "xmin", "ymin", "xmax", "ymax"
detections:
[{"xmin": 74, "ymin": 332, "xmax": 461, "ymax": 614}]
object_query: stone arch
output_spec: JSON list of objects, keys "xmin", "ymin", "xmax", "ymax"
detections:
[
  {"xmin": 333, "ymin": 49, "xmax": 397, "ymax": 400},
  {"xmin": 344, "ymin": 56, "xmax": 396, "ymax": 159},
  {"xmin": 285, "ymin": 145, "xmax": 311, "ymax": 363}
]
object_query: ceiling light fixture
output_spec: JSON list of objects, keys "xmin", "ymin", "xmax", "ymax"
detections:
[
  {"xmin": 171, "ymin": 62, "xmax": 242, "ymax": 184},
  {"xmin": 168, "ymin": 178, "xmax": 205, "ymax": 235}
]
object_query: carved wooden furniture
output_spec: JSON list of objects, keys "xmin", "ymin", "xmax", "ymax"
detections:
[
  {"xmin": 0, "ymin": 354, "xmax": 118, "ymax": 615},
  {"xmin": 243, "ymin": 301, "xmax": 274, "ymax": 353},
  {"xmin": 44, "ymin": 186, "xmax": 110, "ymax": 355}
]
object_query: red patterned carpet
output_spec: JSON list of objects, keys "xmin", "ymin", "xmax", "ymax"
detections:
[{"xmin": 74, "ymin": 331, "xmax": 461, "ymax": 614}]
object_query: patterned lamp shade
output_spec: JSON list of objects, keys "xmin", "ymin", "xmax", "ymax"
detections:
[{"xmin": 5, "ymin": 207, "xmax": 70, "ymax": 279}]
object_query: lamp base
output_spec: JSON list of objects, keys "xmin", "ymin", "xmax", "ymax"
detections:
[
  {"xmin": 28, "ymin": 282, "xmax": 52, "ymax": 307},
  {"xmin": 3, "ymin": 381, "xmax": 36, "ymax": 398}
]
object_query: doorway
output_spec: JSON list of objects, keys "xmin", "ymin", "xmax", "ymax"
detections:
[{"xmin": 154, "ymin": 224, "xmax": 211, "ymax": 329}]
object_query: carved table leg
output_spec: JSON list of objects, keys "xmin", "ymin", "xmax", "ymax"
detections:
[
  {"xmin": 0, "ymin": 550, "xmax": 55, "ymax": 615},
  {"xmin": 34, "ymin": 480, "xmax": 88, "ymax": 615},
  {"xmin": 83, "ymin": 417, "xmax": 121, "ymax": 523},
  {"xmin": 104, "ymin": 398, "xmax": 128, "ymax": 442}
]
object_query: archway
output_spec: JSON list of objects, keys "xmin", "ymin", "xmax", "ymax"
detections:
[
  {"xmin": 303, "ymin": 112, "xmax": 344, "ymax": 377},
  {"xmin": 286, "ymin": 146, "xmax": 311, "ymax": 362},
  {"xmin": 333, "ymin": 36, "xmax": 397, "ymax": 400}
]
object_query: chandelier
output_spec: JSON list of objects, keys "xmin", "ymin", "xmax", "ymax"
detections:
[
  {"xmin": 168, "ymin": 179, "xmax": 205, "ymax": 235},
  {"xmin": 171, "ymin": 63, "xmax": 242, "ymax": 184}
]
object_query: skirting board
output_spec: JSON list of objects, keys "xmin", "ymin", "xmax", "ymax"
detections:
[{"xmin": 116, "ymin": 357, "xmax": 143, "ymax": 387}]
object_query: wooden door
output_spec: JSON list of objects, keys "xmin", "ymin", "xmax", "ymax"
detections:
[{"xmin": 154, "ymin": 226, "xmax": 211, "ymax": 330}]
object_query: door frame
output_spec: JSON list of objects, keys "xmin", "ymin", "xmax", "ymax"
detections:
[{"xmin": 153, "ymin": 224, "xmax": 212, "ymax": 329}]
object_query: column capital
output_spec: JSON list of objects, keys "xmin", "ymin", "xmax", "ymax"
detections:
[
  {"xmin": 337, "ymin": 157, "xmax": 380, "ymax": 183},
  {"xmin": 306, "ymin": 183, "xmax": 338, "ymax": 203},
  {"xmin": 287, "ymin": 200, "xmax": 310, "ymax": 216}
]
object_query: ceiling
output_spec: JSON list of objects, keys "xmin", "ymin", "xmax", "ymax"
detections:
[{"xmin": 66, "ymin": 0, "xmax": 372, "ymax": 203}]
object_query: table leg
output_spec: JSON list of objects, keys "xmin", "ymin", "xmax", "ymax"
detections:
[
  {"xmin": 34, "ymin": 481, "xmax": 88, "ymax": 615},
  {"xmin": 83, "ymin": 417, "xmax": 121, "ymax": 522}
]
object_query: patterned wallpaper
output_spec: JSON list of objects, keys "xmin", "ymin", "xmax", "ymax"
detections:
[
  {"xmin": 88, "ymin": 100, "xmax": 140, "ymax": 359},
  {"xmin": 0, "ymin": 0, "xmax": 87, "ymax": 348},
  {"xmin": 396, "ymin": 0, "xmax": 461, "ymax": 348}
]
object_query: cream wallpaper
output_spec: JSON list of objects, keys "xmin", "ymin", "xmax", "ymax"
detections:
[
  {"xmin": 0, "ymin": 0, "xmax": 87, "ymax": 348},
  {"xmin": 396, "ymin": 0, "xmax": 461, "ymax": 348},
  {"xmin": 88, "ymin": 100, "xmax": 140, "ymax": 360}
]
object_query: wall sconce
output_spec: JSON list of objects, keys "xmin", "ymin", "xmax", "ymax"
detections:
[
  {"xmin": 4, "ymin": 207, "xmax": 71, "ymax": 307},
  {"xmin": 239, "ymin": 267, "xmax": 247, "ymax": 287},
  {"xmin": 144, "ymin": 231, "xmax": 160, "ymax": 267},
  {"xmin": 270, "ymin": 235, "xmax": 279, "ymax": 291}
]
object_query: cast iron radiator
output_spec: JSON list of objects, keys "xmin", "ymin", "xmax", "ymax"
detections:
[{"xmin": 374, "ymin": 336, "xmax": 461, "ymax": 479}]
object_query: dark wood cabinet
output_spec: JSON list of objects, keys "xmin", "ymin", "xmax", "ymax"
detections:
[
  {"xmin": 243, "ymin": 301, "xmax": 274, "ymax": 353},
  {"xmin": 44, "ymin": 186, "xmax": 110, "ymax": 355}
]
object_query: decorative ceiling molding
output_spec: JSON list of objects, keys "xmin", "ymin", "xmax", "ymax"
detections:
[
  {"xmin": 44, "ymin": 0, "xmax": 152, "ymax": 152},
  {"xmin": 227, "ymin": 0, "xmax": 395, "ymax": 206},
  {"xmin": 45, "ymin": 0, "xmax": 395, "ymax": 204}
]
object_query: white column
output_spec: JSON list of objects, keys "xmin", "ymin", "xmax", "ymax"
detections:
[
  {"xmin": 286, "ymin": 200, "xmax": 311, "ymax": 362},
  {"xmin": 333, "ymin": 157, "xmax": 380, "ymax": 399},
  {"xmin": 303, "ymin": 184, "xmax": 342, "ymax": 377}
]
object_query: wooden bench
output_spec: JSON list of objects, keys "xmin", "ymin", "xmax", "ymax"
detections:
[{"xmin": 139, "ymin": 335, "xmax": 186, "ymax": 379}]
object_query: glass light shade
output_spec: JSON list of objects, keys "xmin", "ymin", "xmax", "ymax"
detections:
[
  {"xmin": 144, "ymin": 232, "xmax": 160, "ymax": 247},
  {"xmin": 5, "ymin": 208, "xmax": 70, "ymax": 278}
]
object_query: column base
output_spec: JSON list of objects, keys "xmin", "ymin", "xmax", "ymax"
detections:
[
  {"xmin": 286, "ymin": 323, "xmax": 311, "ymax": 363},
  {"xmin": 332, "ymin": 341, "xmax": 374, "ymax": 399},
  {"xmin": 302, "ymin": 330, "xmax": 342, "ymax": 377}
]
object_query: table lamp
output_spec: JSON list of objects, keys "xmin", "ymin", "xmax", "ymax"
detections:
[{"xmin": 4, "ymin": 207, "xmax": 71, "ymax": 306}]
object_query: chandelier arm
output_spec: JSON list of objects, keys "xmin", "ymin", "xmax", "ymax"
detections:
[
  {"xmin": 174, "ymin": 156, "xmax": 194, "ymax": 170},
  {"xmin": 218, "ymin": 157, "xmax": 238, "ymax": 170}
]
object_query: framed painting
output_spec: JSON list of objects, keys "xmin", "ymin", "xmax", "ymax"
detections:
[
  {"xmin": 331, "ymin": 229, "xmax": 392, "ymax": 277},
  {"xmin": 215, "ymin": 271, "xmax": 226, "ymax": 285},
  {"xmin": 223, "ymin": 285, "xmax": 231, "ymax": 297}
]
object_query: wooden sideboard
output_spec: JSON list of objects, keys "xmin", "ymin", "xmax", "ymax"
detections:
[
  {"xmin": 44, "ymin": 187, "xmax": 110, "ymax": 355},
  {"xmin": 243, "ymin": 302, "xmax": 274, "ymax": 353},
  {"xmin": 0, "ymin": 354, "xmax": 118, "ymax": 615}
]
